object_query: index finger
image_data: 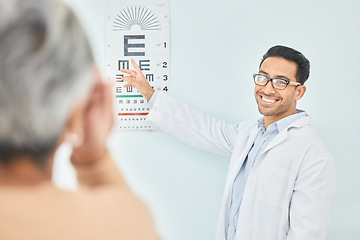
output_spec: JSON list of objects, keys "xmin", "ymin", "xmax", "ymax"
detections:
[
  {"xmin": 120, "ymin": 69, "xmax": 136, "ymax": 77},
  {"xmin": 131, "ymin": 59, "xmax": 142, "ymax": 73}
]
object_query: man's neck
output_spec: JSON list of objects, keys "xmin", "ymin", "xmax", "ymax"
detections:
[
  {"xmin": 0, "ymin": 156, "xmax": 53, "ymax": 187},
  {"xmin": 263, "ymin": 110, "xmax": 298, "ymax": 130}
]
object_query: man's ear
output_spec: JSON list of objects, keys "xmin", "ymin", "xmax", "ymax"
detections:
[{"xmin": 295, "ymin": 85, "xmax": 306, "ymax": 100}]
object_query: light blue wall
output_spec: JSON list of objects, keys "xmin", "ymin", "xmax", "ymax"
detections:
[{"xmin": 54, "ymin": 0, "xmax": 360, "ymax": 239}]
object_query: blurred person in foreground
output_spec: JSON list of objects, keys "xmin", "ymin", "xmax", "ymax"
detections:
[{"xmin": 0, "ymin": 0, "xmax": 159, "ymax": 239}]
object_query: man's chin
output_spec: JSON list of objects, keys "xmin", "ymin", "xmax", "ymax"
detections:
[{"xmin": 257, "ymin": 105, "xmax": 277, "ymax": 117}]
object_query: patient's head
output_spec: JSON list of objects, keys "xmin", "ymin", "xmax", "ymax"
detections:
[{"xmin": 0, "ymin": 0, "xmax": 95, "ymax": 166}]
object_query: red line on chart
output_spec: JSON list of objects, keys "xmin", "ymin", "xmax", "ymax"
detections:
[{"xmin": 118, "ymin": 113, "xmax": 149, "ymax": 116}]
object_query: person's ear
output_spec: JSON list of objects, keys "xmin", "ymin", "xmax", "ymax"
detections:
[
  {"xmin": 59, "ymin": 66, "xmax": 101, "ymax": 148},
  {"xmin": 295, "ymin": 85, "xmax": 306, "ymax": 100},
  {"xmin": 63, "ymin": 100, "xmax": 86, "ymax": 148}
]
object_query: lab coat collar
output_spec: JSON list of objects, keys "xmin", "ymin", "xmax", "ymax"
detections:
[
  {"xmin": 260, "ymin": 111, "xmax": 310, "ymax": 156},
  {"xmin": 257, "ymin": 109, "xmax": 307, "ymax": 133}
]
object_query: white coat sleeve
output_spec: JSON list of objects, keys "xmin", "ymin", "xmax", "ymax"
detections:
[
  {"xmin": 286, "ymin": 152, "xmax": 336, "ymax": 240},
  {"xmin": 147, "ymin": 92, "xmax": 239, "ymax": 157}
]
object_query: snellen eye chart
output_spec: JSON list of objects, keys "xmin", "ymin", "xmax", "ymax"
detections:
[{"xmin": 106, "ymin": 0, "xmax": 170, "ymax": 131}]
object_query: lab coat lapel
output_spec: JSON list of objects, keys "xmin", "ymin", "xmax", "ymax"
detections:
[
  {"xmin": 227, "ymin": 125, "xmax": 260, "ymax": 190},
  {"xmin": 259, "ymin": 116, "xmax": 311, "ymax": 157},
  {"xmin": 220, "ymin": 124, "xmax": 261, "ymax": 236},
  {"xmin": 261, "ymin": 130, "xmax": 288, "ymax": 156}
]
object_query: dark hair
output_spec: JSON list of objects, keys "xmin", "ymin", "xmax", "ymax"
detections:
[{"xmin": 260, "ymin": 45, "xmax": 310, "ymax": 85}]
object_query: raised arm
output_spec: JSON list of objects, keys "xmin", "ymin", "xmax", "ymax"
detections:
[{"xmin": 121, "ymin": 60, "xmax": 240, "ymax": 157}]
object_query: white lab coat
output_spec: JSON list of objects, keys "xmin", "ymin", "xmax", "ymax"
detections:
[{"xmin": 147, "ymin": 92, "xmax": 336, "ymax": 240}]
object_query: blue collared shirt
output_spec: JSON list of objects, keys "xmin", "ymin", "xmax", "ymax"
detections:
[{"xmin": 226, "ymin": 111, "xmax": 307, "ymax": 240}]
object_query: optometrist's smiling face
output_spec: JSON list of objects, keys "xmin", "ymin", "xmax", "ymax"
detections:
[{"xmin": 255, "ymin": 56, "xmax": 306, "ymax": 128}]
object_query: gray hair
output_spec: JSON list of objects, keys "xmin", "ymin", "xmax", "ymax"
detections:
[{"xmin": 0, "ymin": 0, "xmax": 95, "ymax": 165}]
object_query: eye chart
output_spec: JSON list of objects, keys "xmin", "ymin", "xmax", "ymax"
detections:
[{"xmin": 106, "ymin": 0, "xmax": 170, "ymax": 131}]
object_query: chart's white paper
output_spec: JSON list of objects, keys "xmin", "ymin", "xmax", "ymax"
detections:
[{"xmin": 106, "ymin": 0, "xmax": 170, "ymax": 131}]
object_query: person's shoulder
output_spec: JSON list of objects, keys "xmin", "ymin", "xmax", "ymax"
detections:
[
  {"xmin": 291, "ymin": 121, "xmax": 332, "ymax": 160},
  {"xmin": 72, "ymin": 187, "xmax": 161, "ymax": 239},
  {"xmin": 78, "ymin": 187, "xmax": 150, "ymax": 213}
]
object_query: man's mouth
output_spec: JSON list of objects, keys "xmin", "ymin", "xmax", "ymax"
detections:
[
  {"xmin": 262, "ymin": 96, "xmax": 276, "ymax": 103},
  {"xmin": 259, "ymin": 94, "xmax": 279, "ymax": 105}
]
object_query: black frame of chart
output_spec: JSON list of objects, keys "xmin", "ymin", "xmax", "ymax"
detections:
[{"xmin": 106, "ymin": 0, "xmax": 170, "ymax": 131}]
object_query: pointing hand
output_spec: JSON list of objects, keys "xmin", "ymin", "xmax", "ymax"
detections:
[{"xmin": 120, "ymin": 59, "xmax": 155, "ymax": 101}]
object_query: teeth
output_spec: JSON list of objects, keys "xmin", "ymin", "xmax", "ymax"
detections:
[{"xmin": 262, "ymin": 96, "xmax": 276, "ymax": 103}]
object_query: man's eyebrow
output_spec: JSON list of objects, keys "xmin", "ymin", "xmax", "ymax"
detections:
[
  {"xmin": 274, "ymin": 75, "xmax": 290, "ymax": 81},
  {"xmin": 258, "ymin": 70, "xmax": 290, "ymax": 81},
  {"xmin": 259, "ymin": 70, "xmax": 268, "ymax": 75}
]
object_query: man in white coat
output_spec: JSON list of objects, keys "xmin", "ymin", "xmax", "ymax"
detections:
[{"xmin": 121, "ymin": 45, "xmax": 336, "ymax": 240}]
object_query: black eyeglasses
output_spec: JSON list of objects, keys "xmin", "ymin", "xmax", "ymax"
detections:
[{"xmin": 253, "ymin": 74, "xmax": 301, "ymax": 90}]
